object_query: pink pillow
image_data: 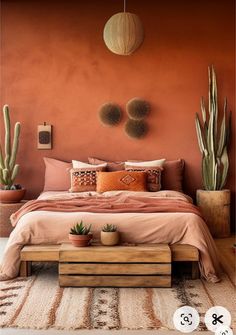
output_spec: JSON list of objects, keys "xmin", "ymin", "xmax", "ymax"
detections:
[
  {"xmin": 161, "ymin": 159, "xmax": 184, "ymax": 191},
  {"xmin": 43, "ymin": 157, "xmax": 72, "ymax": 191},
  {"xmin": 88, "ymin": 157, "xmax": 125, "ymax": 171}
]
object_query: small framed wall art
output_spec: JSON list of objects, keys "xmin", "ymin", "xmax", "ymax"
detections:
[{"xmin": 37, "ymin": 123, "xmax": 52, "ymax": 149}]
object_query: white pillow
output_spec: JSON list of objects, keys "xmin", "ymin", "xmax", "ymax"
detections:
[
  {"xmin": 125, "ymin": 159, "xmax": 166, "ymax": 167},
  {"xmin": 72, "ymin": 160, "xmax": 107, "ymax": 169}
]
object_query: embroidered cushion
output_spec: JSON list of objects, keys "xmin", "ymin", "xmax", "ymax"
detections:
[
  {"xmin": 70, "ymin": 166, "xmax": 106, "ymax": 192},
  {"xmin": 96, "ymin": 171, "xmax": 147, "ymax": 193},
  {"xmin": 126, "ymin": 158, "xmax": 184, "ymax": 191},
  {"xmin": 125, "ymin": 165, "xmax": 162, "ymax": 192}
]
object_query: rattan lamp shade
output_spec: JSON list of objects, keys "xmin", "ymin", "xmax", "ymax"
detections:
[{"xmin": 103, "ymin": 12, "xmax": 144, "ymax": 55}]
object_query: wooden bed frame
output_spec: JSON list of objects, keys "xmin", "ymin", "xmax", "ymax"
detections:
[{"xmin": 20, "ymin": 243, "xmax": 200, "ymax": 284}]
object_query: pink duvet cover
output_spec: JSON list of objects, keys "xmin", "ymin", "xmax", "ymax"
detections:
[{"xmin": 0, "ymin": 190, "xmax": 221, "ymax": 282}]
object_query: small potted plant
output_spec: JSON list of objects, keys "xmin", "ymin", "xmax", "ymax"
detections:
[
  {"xmin": 101, "ymin": 224, "xmax": 119, "ymax": 246},
  {"xmin": 0, "ymin": 105, "xmax": 25, "ymax": 203},
  {"xmin": 69, "ymin": 221, "xmax": 92, "ymax": 247}
]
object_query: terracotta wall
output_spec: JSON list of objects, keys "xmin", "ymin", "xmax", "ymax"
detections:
[{"xmin": 1, "ymin": 0, "xmax": 235, "ymax": 217}]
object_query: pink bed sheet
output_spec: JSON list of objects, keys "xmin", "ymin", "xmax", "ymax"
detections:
[{"xmin": 0, "ymin": 190, "xmax": 221, "ymax": 282}]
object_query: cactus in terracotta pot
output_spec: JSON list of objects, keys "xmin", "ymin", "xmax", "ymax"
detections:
[
  {"xmin": 0, "ymin": 105, "xmax": 25, "ymax": 203},
  {"xmin": 0, "ymin": 105, "xmax": 21, "ymax": 189}
]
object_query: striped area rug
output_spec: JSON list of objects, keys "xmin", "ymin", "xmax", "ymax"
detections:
[{"xmin": 0, "ymin": 263, "xmax": 235, "ymax": 330}]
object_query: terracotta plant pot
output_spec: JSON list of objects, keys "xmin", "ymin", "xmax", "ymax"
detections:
[
  {"xmin": 101, "ymin": 231, "xmax": 119, "ymax": 246},
  {"xmin": 0, "ymin": 188, "xmax": 26, "ymax": 204},
  {"xmin": 68, "ymin": 233, "xmax": 93, "ymax": 247}
]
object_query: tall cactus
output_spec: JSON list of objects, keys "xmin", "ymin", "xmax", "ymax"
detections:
[
  {"xmin": 0, "ymin": 105, "xmax": 21, "ymax": 189},
  {"xmin": 195, "ymin": 66, "xmax": 231, "ymax": 190}
]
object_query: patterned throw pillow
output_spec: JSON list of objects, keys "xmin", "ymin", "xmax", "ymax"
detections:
[
  {"xmin": 125, "ymin": 165, "xmax": 163, "ymax": 192},
  {"xmin": 96, "ymin": 171, "xmax": 147, "ymax": 193},
  {"xmin": 69, "ymin": 166, "xmax": 106, "ymax": 192}
]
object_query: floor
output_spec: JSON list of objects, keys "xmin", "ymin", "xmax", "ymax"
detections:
[{"xmin": 0, "ymin": 237, "xmax": 235, "ymax": 335}]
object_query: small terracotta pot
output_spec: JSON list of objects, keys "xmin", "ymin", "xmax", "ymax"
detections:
[
  {"xmin": 0, "ymin": 188, "xmax": 26, "ymax": 204},
  {"xmin": 101, "ymin": 231, "xmax": 119, "ymax": 246},
  {"xmin": 69, "ymin": 233, "xmax": 93, "ymax": 247}
]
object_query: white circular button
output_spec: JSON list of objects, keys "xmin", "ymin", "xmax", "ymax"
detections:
[
  {"xmin": 215, "ymin": 325, "xmax": 233, "ymax": 335},
  {"xmin": 173, "ymin": 306, "xmax": 200, "ymax": 333},
  {"xmin": 205, "ymin": 306, "xmax": 231, "ymax": 332}
]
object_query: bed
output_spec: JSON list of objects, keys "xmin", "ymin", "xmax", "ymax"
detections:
[{"xmin": 0, "ymin": 189, "xmax": 220, "ymax": 282}]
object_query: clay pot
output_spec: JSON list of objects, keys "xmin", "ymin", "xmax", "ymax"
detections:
[
  {"xmin": 0, "ymin": 188, "xmax": 26, "ymax": 204},
  {"xmin": 196, "ymin": 189, "xmax": 230, "ymax": 238},
  {"xmin": 101, "ymin": 231, "xmax": 119, "ymax": 246},
  {"xmin": 69, "ymin": 233, "xmax": 93, "ymax": 247}
]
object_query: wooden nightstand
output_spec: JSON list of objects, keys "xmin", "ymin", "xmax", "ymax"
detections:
[{"xmin": 0, "ymin": 201, "xmax": 28, "ymax": 237}]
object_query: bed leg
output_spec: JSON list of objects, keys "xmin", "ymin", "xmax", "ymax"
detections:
[
  {"xmin": 191, "ymin": 262, "xmax": 199, "ymax": 279},
  {"xmin": 20, "ymin": 261, "xmax": 32, "ymax": 277}
]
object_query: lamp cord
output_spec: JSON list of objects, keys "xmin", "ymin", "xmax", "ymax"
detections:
[{"xmin": 124, "ymin": 0, "xmax": 126, "ymax": 12}]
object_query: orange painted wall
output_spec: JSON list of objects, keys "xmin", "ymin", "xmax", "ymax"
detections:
[{"xmin": 1, "ymin": 0, "xmax": 235, "ymax": 215}]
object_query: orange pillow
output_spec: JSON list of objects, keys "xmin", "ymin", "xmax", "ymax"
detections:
[{"xmin": 96, "ymin": 171, "xmax": 147, "ymax": 193}]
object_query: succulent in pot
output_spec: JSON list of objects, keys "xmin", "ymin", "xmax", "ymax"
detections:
[
  {"xmin": 0, "ymin": 105, "xmax": 25, "ymax": 203},
  {"xmin": 69, "ymin": 221, "xmax": 92, "ymax": 247},
  {"xmin": 101, "ymin": 224, "xmax": 119, "ymax": 246}
]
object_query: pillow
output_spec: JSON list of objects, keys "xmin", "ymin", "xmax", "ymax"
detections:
[
  {"xmin": 96, "ymin": 171, "xmax": 147, "ymax": 193},
  {"xmin": 69, "ymin": 166, "xmax": 106, "ymax": 192},
  {"xmin": 127, "ymin": 158, "xmax": 184, "ymax": 191},
  {"xmin": 162, "ymin": 159, "xmax": 184, "ymax": 192},
  {"xmin": 125, "ymin": 165, "xmax": 162, "ymax": 192},
  {"xmin": 88, "ymin": 157, "xmax": 125, "ymax": 171},
  {"xmin": 72, "ymin": 160, "xmax": 107, "ymax": 169},
  {"xmin": 127, "ymin": 158, "xmax": 166, "ymax": 167},
  {"xmin": 43, "ymin": 157, "xmax": 71, "ymax": 191}
]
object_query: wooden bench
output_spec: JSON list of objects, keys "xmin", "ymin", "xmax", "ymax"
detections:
[
  {"xmin": 20, "ymin": 243, "xmax": 199, "ymax": 281},
  {"xmin": 59, "ymin": 243, "xmax": 172, "ymax": 287}
]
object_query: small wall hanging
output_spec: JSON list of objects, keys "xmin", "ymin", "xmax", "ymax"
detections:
[
  {"xmin": 124, "ymin": 119, "xmax": 148, "ymax": 139},
  {"xmin": 99, "ymin": 103, "xmax": 122, "ymax": 126},
  {"xmin": 103, "ymin": 0, "xmax": 144, "ymax": 56},
  {"xmin": 126, "ymin": 98, "xmax": 150, "ymax": 120},
  {"xmin": 37, "ymin": 122, "xmax": 52, "ymax": 149}
]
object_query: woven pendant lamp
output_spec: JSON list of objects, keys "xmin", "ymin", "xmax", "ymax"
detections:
[{"xmin": 103, "ymin": 0, "xmax": 144, "ymax": 56}]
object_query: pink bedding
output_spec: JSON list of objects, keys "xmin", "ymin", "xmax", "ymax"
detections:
[
  {"xmin": 0, "ymin": 190, "xmax": 221, "ymax": 282},
  {"xmin": 11, "ymin": 193, "xmax": 202, "ymax": 225}
]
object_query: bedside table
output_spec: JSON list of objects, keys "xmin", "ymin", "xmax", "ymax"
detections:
[{"xmin": 0, "ymin": 201, "xmax": 28, "ymax": 237}]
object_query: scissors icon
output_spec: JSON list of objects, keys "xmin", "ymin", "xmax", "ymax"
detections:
[{"xmin": 212, "ymin": 313, "xmax": 223, "ymax": 325}]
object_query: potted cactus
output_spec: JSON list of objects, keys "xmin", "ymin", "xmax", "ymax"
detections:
[
  {"xmin": 195, "ymin": 66, "xmax": 231, "ymax": 237},
  {"xmin": 0, "ymin": 105, "xmax": 25, "ymax": 203},
  {"xmin": 69, "ymin": 221, "xmax": 92, "ymax": 247},
  {"xmin": 101, "ymin": 224, "xmax": 119, "ymax": 246}
]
